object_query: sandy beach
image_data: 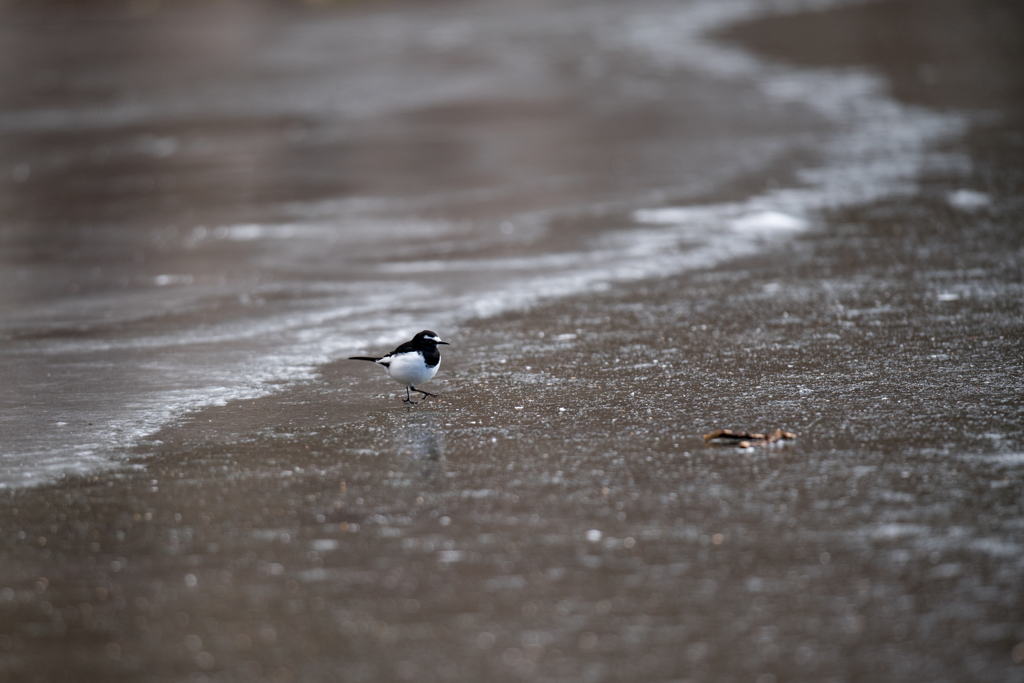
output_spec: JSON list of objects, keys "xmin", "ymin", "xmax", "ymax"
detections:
[{"xmin": 2, "ymin": 0, "xmax": 1023, "ymax": 681}]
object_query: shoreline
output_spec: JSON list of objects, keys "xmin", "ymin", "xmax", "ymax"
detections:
[{"xmin": 0, "ymin": 0, "xmax": 961, "ymax": 489}]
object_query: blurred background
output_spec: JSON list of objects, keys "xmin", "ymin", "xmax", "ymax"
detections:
[
  {"xmin": 1, "ymin": 0, "xmax": 1022, "ymax": 681},
  {"xmin": 1, "ymin": 0, "xmax": 852, "ymax": 484},
  {"xmin": 6, "ymin": 0, "xmax": 1017, "ymax": 486}
]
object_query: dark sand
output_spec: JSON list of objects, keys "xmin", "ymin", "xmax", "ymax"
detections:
[{"xmin": 2, "ymin": 1, "xmax": 1024, "ymax": 682}]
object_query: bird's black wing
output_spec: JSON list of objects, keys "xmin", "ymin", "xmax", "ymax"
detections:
[
  {"xmin": 389, "ymin": 339, "xmax": 420, "ymax": 355},
  {"xmin": 349, "ymin": 338, "xmax": 420, "ymax": 366}
]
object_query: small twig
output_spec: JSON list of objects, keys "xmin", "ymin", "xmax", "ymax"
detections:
[{"xmin": 703, "ymin": 428, "xmax": 797, "ymax": 448}]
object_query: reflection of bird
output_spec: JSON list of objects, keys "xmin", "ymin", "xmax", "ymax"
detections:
[{"xmin": 348, "ymin": 330, "xmax": 449, "ymax": 404}]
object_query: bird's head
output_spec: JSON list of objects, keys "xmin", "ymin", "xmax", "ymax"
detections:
[{"xmin": 416, "ymin": 330, "xmax": 449, "ymax": 346}]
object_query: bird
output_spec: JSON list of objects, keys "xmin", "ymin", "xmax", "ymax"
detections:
[{"xmin": 348, "ymin": 330, "xmax": 449, "ymax": 404}]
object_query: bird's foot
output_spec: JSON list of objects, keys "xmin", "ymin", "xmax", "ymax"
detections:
[{"xmin": 411, "ymin": 387, "xmax": 438, "ymax": 398}]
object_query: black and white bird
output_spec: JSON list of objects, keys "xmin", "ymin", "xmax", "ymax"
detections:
[{"xmin": 348, "ymin": 330, "xmax": 449, "ymax": 404}]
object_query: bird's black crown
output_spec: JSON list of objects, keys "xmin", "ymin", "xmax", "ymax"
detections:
[{"xmin": 413, "ymin": 330, "xmax": 448, "ymax": 346}]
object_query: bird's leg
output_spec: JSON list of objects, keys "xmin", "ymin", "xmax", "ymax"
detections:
[
  {"xmin": 403, "ymin": 387, "xmax": 418, "ymax": 405},
  {"xmin": 410, "ymin": 386, "xmax": 437, "ymax": 398}
]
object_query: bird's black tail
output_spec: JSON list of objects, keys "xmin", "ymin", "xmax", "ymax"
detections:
[{"xmin": 348, "ymin": 356, "xmax": 380, "ymax": 362}]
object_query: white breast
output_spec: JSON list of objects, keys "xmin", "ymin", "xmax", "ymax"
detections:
[{"xmin": 384, "ymin": 352, "xmax": 439, "ymax": 387}]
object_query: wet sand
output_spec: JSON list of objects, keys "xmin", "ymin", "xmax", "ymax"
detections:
[{"xmin": 3, "ymin": 1, "xmax": 1024, "ymax": 682}]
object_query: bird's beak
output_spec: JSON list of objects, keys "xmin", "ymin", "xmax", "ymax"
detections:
[{"xmin": 437, "ymin": 340, "xmax": 450, "ymax": 345}]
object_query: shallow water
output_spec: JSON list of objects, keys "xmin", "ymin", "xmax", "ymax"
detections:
[{"xmin": 0, "ymin": 0, "xmax": 964, "ymax": 487}]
